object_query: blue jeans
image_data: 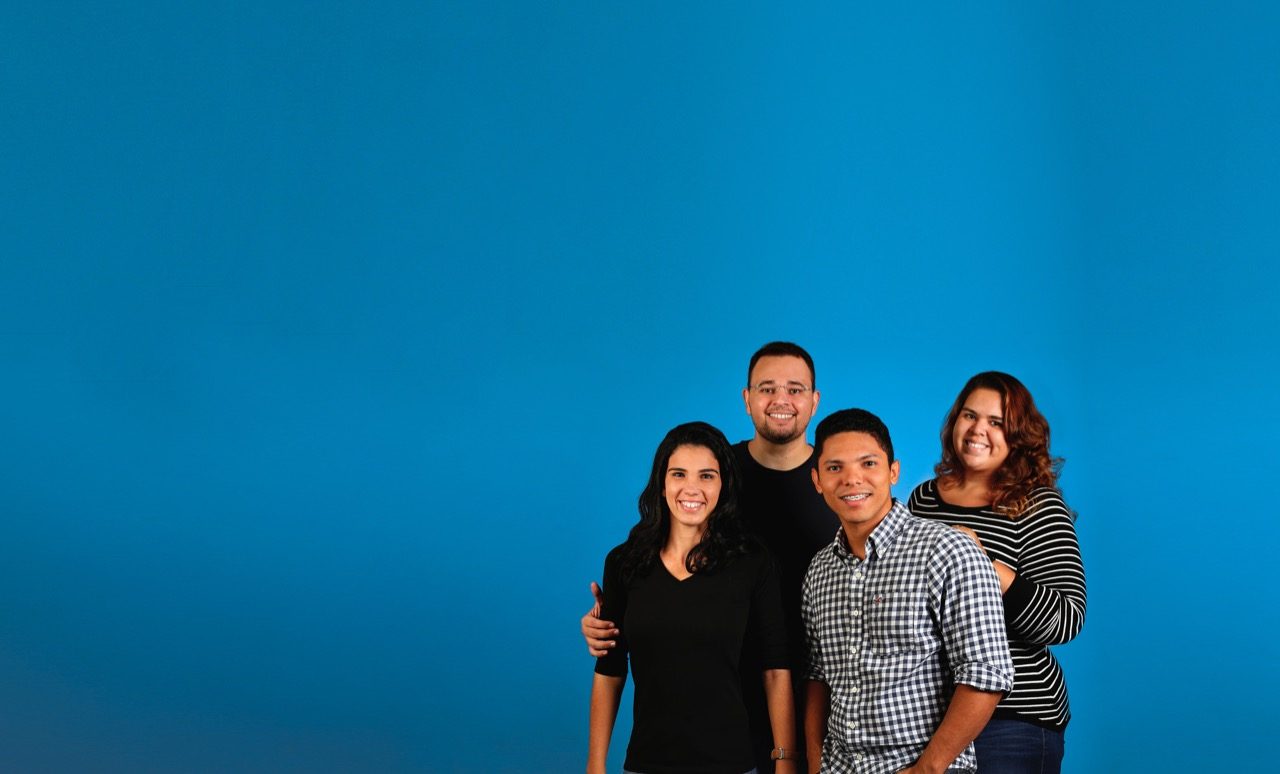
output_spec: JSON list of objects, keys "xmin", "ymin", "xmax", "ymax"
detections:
[{"xmin": 973, "ymin": 717, "xmax": 1064, "ymax": 774}]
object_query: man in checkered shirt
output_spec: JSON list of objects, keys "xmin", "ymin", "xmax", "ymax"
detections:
[{"xmin": 802, "ymin": 409, "xmax": 1013, "ymax": 774}]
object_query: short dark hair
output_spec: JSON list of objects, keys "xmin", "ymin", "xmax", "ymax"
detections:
[
  {"xmin": 747, "ymin": 341, "xmax": 815, "ymax": 388},
  {"xmin": 814, "ymin": 408, "xmax": 894, "ymax": 463}
]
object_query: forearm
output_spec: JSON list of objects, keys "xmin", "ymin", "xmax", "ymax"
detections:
[
  {"xmin": 587, "ymin": 673, "xmax": 624, "ymax": 774},
  {"xmin": 803, "ymin": 680, "xmax": 829, "ymax": 774},
  {"xmin": 911, "ymin": 685, "xmax": 1001, "ymax": 774},
  {"xmin": 1003, "ymin": 572, "xmax": 1086, "ymax": 645},
  {"xmin": 1002, "ymin": 493, "xmax": 1086, "ymax": 644},
  {"xmin": 993, "ymin": 560, "xmax": 1015, "ymax": 593},
  {"xmin": 762, "ymin": 669, "xmax": 797, "ymax": 770}
]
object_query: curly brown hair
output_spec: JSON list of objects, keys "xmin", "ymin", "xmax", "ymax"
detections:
[{"xmin": 934, "ymin": 371, "xmax": 1063, "ymax": 519}]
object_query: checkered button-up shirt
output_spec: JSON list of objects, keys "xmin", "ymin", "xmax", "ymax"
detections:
[{"xmin": 802, "ymin": 500, "xmax": 1013, "ymax": 774}]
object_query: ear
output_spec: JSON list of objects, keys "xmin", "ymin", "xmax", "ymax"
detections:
[
  {"xmin": 810, "ymin": 389, "xmax": 820, "ymax": 418},
  {"xmin": 889, "ymin": 459, "xmax": 901, "ymax": 486},
  {"xmin": 742, "ymin": 386, "xmax": 752, "ymax": 415},
  {"xmin": 811, "ymin": 466, "xmax": 823, "ymax": 493}
]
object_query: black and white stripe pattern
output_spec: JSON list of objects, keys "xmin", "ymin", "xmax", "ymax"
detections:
[{"xmin": 908, "ymin": 480, "xmax": 1086, "ymax": 730}]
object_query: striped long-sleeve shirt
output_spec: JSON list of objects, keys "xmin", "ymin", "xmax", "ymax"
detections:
[{"xmin": 908, "ymin": 480, "xmax": 1086, "ymax": 730}]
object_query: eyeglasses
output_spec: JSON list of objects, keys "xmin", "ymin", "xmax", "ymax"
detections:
[{"xmin": 750, "ymin": 384, "xmax": 812, "ymax": 397}]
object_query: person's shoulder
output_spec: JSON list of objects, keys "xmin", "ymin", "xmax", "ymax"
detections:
[
  {"xmin": 736, "ymin": 534, "xmax": 770, "ymax": 563},
  {"xmin": 902, "ymin": 512, "xmax": 985, "ymax": 561},
  {"xmin": 725, "ymin": 536, "xmax": 774, "ymax": 579},
  {"xmin": 1021, "ymin": 487, "xmax": 1074, "ymax": 522},
  {"xmin": 603, "ymin": 542, "xmax": 629, "ymax": 568},
  {"xmin": 803, "ymin": 532, "xmax": 841, "ymax": 572},
  {"xmin": 902, "ymin": 509, "xmax": 959, "ymax": 542},
  {"xmin": 906, "ymin": 478, "xmax": 937, "ymax": 506}
]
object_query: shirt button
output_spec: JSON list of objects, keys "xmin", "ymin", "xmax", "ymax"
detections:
[
  {"xmin": 854, "ymin": 571, "xmax": 863, "ymax": 579},
  {"xmin": 852, "ymin": 685, "xmax": 859, "ymax": 693},
  {"xmin": 852, "ymin": 609, "xmax": 861, "ymax": 617}
]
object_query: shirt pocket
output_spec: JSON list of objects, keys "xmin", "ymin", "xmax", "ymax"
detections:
[{"xmin": 866, "ymin": 589, "xmax": 931, "ymax": 654}]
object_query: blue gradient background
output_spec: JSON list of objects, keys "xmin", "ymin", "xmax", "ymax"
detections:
[{"xmin": 2, "ymin": 3, "xmax": 1276, "ymax": 772}]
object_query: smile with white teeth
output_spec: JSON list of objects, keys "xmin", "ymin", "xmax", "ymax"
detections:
[
  {"xmin": 964, "ymin": 440, "xmax": 989, "ymax": 451},
  {"xmin": 841, "ymin": 493, "xmax": 870, "ymax": 502},
  {"xmin": 677, "ymin": 500, "xmax": 706, "ymax": 512},
  {"xmin": 767, "ymin": 412, "xmax": 796, "ymax": 420}
]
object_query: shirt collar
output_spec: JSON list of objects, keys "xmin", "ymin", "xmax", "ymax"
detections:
[{"xmin": 831, "ymin": 498, "xmax": 911, "ymax": 562}]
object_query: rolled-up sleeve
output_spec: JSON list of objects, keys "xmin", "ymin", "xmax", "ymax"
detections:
[{"xmin": 932, "ymin": 532, "xmax": 1014, "ymax": 694}]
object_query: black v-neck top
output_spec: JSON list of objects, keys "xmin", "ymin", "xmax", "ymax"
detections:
[{"xmin": 595, "ymin": 542, "xmax": 788, "ymax": 774}]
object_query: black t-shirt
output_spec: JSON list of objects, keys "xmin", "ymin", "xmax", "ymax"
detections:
[
  {"xmin": 731, "ymin": 440, "xmax": 838, "ymax": 770},
  {"xmin": 732, "ymin": 441, "xmax": 838, "ymax": 669},
  {"xmin": 595, "ymin": 542, "xmax": 788, "ymax": 774}
]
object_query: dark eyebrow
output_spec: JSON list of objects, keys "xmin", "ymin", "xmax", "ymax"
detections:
[
  {"xmin": 961, "ymin": 403, "xmax": 1003, "ymax": 421},
  {"xmin": 754, "ymin": 380, "xmax": 811, "ymax": 391},
  {"xmin": 697, "ymin": 468, "xmax": 719, "ymax": 475}
]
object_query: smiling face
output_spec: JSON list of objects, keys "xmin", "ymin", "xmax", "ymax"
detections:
[
  {"xmin": 952, "ymin": 387, "xmax": 1010, "ymax": 478},
  {"xmin": 811, "ymin": 431, "xmax": 900, "ymax": 547},
  {"xmin": 664, "ymin": 444, "xmax": 722, "ymax": 532},
  {"xmin": 743, "ymin": 355, "xmax": 820, "ymax": 444}
]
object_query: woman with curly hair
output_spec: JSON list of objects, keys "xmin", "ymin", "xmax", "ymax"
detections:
[
  {"xmin": 908, "ymin": 373, "xmax": 1086, "ymax": 774},
  {"xmin": 587, "ymin": 422, "xmax": 796, "ymax": 774}
]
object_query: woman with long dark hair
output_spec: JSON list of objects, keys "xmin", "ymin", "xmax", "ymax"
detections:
[
  {"xmin": 587, "ymin": 422, "xmax": 797, "ymax": 774},
  {"xmin": 908, "ymin": 373, "xmax": 1086, "ymax": 774}
]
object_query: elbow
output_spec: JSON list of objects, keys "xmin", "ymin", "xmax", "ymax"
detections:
[{"xmin": 1034, "ymin": 609, "xmax": 1086, "ymax": 646}]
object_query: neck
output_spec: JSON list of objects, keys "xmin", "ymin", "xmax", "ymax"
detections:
[
  {"xmin": 959, "ymin": 470, "xmax": 995, "ymax": 497},
  {"xmin": 841, "ymin": 524, "xmax": 871, "ymax": 560},
  {"xmin": 840, "ymin": 501, "xmax": 895, "ymax": 560},
  {"xmin": 665, "ymin": 521, "xmax": 707, "ymax": 560},
  {"xmin": 748, "ymin": 435, "xmax": 812, "ymax": 471}
]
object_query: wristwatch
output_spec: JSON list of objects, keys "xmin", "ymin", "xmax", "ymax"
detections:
[{"xmin": 770, "ymin": 747, "xmax": 796, "ymax": 761}]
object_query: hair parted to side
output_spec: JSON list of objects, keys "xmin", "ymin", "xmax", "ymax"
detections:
[
  {"xmin": 813, "ymin": 408, "xmax": 894, "ymax": 462},
  {"xmin": 935, "ymin": 371, "xmax": 1063, "ymax": 519},
  {"xmin": 616, "ymin": 421, "xmax": 749, "ymax": 584},
  {"xmin": 747, "ymin": 341, "xmax": 816, "ymax": 388}
]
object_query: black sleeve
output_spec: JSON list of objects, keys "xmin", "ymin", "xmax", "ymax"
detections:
[
  {"xmin": 1001, "ymin": 489, "xmax": 1086, "ymax": 646},
  {"xmin": 594, "ymin": 546, "xmax": 630, "ymax": 678},
  {"xmin": 747, "ymin": 546, "xmax": 790, "ymax": 670}
]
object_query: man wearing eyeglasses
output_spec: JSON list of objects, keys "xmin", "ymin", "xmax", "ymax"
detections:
[{"xmin": 582, "ymin": 341, "xmax": 837, "ymax": 772}]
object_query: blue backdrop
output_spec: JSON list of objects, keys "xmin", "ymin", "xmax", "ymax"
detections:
[{"xmin": 3, "ymin": 3, "xmax": 1276, "ymax": 772}]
